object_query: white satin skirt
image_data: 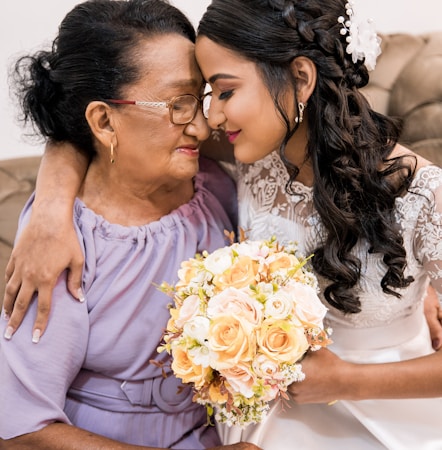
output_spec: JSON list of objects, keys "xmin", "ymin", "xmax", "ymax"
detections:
[{"xmin": 218, "ymin": 311, "xmax": 442, "ymax": 450}]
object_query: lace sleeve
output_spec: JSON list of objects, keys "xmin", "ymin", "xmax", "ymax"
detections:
[{"xmin": 412, "ymin": 166, "xmax": 442, "ymax": 297}]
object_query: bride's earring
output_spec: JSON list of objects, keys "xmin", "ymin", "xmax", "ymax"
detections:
[{"xmin": 295, "ymin": 102, "xmax": 306, "ymax": 124}]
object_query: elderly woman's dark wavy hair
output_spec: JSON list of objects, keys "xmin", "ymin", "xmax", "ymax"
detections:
[
  {"xmin": 12, "ymin": 0, "xmax": 195, "ymax": 158},
  {"xmin": 198, "ymin": 0, "xmax": 415, "ymax": 314}
]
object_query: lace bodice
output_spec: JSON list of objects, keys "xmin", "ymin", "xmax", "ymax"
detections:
[{"xmin": 222, "ymin": 152, "xmax": 442, "ymax": 330}]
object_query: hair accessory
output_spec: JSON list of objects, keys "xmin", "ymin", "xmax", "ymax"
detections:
[
  {"xmin": 337, "ymin": 2, "xmax": 381, "ymax": 71},
  {"xmin": 295, "ymin": 102, "xmax": 306, "ymax": 124},
  {"xmin": 110, "ymin": 142, "xmax": 115, "ymax": 164}
]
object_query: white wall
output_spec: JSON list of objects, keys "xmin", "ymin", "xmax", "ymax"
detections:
[{"xmin": 1, "ymin": 0, "xmax": 440, "ymax": 160}]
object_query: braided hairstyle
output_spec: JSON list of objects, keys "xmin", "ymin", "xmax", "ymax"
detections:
[
  {"xmin": 11, "ymin": 0, "xmax": 196, "ymax": 158},
  {"xmin": 198, "ymin": 0, "xmax": 415, "ymax": 314}
]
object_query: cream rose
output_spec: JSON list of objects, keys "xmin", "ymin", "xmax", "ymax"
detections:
[
  {"xmin": 207, "ymin": 287, "xmax": 263, "ymax": 326},
  {"xmin": 257, "ymin": 319, "xmax": 308, "ymax": 363},
  {"xmin": 208, "ymin": 315, "xmax": 256, "ymax": 370},
  {"xmin": 283, "ymin": 281, "xmax": 327, "ymax": 327},
  {"xmin": 220, "ymin": 363, "xmax": 256, "ymax": 398},
  {"xmin": 175, "ymin": 294, "xmax": 201, "ymax": 328}
]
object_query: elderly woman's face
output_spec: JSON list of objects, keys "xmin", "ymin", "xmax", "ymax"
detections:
[{"xmin": 110, "ymin": 34, "xmax": 209, "ymax": 186}]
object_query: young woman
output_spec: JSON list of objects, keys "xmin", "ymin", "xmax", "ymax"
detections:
[{"xmin": 195, "ymin": 0, "xmax": 442, "ymax": 448}]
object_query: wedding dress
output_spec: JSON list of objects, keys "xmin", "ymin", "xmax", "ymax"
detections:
[{"xmin": 218, "ymin": 152, "xmax": 442, "ymax": 450}]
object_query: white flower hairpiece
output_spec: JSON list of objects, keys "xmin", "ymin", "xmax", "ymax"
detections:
[{"xmin": 338, "ymin": 1, "xmax": 382, "ymax": 71}]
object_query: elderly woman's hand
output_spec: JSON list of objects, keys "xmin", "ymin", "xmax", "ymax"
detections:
[{"xmin": 3, "ymin": 199, "xmax": 84, "ymax": 342}]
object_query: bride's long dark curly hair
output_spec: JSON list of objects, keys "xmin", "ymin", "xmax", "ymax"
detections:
[{"xmin": 198, "ymin": 0, "xmax": 415, "ymax": 314}]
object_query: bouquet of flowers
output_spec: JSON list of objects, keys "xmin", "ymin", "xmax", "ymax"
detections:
[{"xmin": 158, "ymin": 236, "xmax": 332, "ymax": 427}]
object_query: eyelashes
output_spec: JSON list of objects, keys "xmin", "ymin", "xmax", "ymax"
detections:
[{"xmin": 219, "ymin": 90, "xmax": 234, "ymax": 100}]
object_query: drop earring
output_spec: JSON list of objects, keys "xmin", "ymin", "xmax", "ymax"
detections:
[
  {"xmin": 110, "ymin": 142, "xmax": 115, "ymax": 164},
  {"xmin": 295, "ymin": 102, "xmax": 306, "ymax": 124}
]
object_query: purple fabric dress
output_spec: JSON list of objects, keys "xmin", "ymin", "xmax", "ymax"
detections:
[{"xmin": 0, "ymin": 157, "xmax": 236, "ymax": 448}]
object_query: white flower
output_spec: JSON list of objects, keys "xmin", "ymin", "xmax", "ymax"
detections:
[
  {"xmin": 264, "ymin": 290, "xmax": 296, "ymax": 319},
  {"xmin": 183, "ymin": 316, "xmax": 210, "ymax": 344},
  {"xmin": 203, "ymin": 247, "xmax": 233, "ymax": 274},
  {"xmin": 338, "ymin": 2, "xmax": 381, "ymax": 71}
]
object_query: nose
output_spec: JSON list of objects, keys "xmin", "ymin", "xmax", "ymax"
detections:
[
  {"xmin": 186, "ymin": 108, "xmax": 211, "ymax": 141},
  {"xmin": 206, "ymin": 98, "xmax": 225, "ymax": 131}
]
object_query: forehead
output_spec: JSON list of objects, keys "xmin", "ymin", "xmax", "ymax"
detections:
[
  {"xmin": 195, "ymin": 36, "xmax": 254, "ymax": 80},
  {"xmin": 128, "ymin": 33, "xmax": 202, "ymax": 93}
]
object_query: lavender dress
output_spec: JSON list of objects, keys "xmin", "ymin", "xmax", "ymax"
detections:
[{"xmin": 0, "ymin": 157, "xmax": 236, "ymax": 448}]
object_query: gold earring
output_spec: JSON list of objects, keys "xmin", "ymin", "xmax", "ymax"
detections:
[
  {"xmin": 295, "ymin": 102, "xmax": 306, "ymax": 124},
  {"xmin": 110, "ymin": 142, "xmax": 115, "ymax": 164}
]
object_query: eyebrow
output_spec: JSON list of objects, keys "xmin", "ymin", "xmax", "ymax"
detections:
[{"xmin": 208, "ymin": 74, "xmax": 240, "ymax": 83}]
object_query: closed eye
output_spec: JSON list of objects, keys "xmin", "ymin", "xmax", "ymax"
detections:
[{"xmin": 219, "ymin": 90, "xmax": 233, "ymax": 100}]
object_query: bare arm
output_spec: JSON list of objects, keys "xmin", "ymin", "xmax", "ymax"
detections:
[
  {"xmin": 3, "ymin": 142, "xmax": 88, "ymax": 341},
  {"xmin": 1, "ymin": 423, "xmax": 260, "ymax": 450},
  {"xmin": 288, "ymin": 346, "xmax": 442, "ymax": 404}
]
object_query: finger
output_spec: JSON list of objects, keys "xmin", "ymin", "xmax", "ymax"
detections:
[
  {"xmin": 30, "ymin": 285, "xmax": 53, "ymax": 342},
  {"xmin": 2, "ymin": 271, "xmax": 22, "ymax": 319},
  {"xmin": 3, "ymin": 283, "xmax": 35, "ymax": 340},
  {"xmin": 66, "ymin": 261, "xmax": 85, "ymax": 302},
  {"xmin": 426, "ymin": 312, "xmax": 442, "ymax": 351}
]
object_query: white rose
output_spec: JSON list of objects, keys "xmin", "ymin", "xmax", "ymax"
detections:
[
  {"xmin": 183, "ymin": 316, "xmax": 210, "ymax": 344},
  {"xmin": 203, "ymin": 247, "xmax": 233, "ymax": 274},
  {"xmin": 264, "ymin": 289, "xmax": 295, "ymax": 319}
]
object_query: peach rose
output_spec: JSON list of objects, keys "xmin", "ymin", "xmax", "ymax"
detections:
[
  {"xmin": 283, "ymin": 281, "xmax": 327, "ymax": 327},
  {"xmin": 220, "ymin": 363, "xmax": 256, "ymax": 398},
  {"xmin": 176, "ymin": 259, "xmax": 200, "ymax": 288},
  {"xmin": 213, "ymin": 255, "xmax": 259, "ymax": 290},
  {"xmin": 257, "ymin": 319, "xmax": 308, "ymax": 363},
  {"xmin": 207, "ymin": 287, "xmax": 263, "ymax": 326},
  {"xmin": 208, "ymin": 315, "xmax": 256, "ymax": 370},
  {"xmin": 171, "ymin": 346, "xmax": 211, "ymax": 388},
  {"xmin": 267, "ymin": 252, "xmax": 300, "ymax": 274},
  {"xmin": 208, "ymin": 379, "xmax": 229, "ymax": 404}
]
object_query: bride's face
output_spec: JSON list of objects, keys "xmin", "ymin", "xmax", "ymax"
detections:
[{"xmin": 196, "ymin": 36, "xmax": 292, "ymax": 164}]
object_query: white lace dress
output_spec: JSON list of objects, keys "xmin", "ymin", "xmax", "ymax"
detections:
[{"xmin": 218, "ymin": 152, "xmax": 442, "ymax": 450}]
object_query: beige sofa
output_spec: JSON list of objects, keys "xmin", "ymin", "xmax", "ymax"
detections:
[{"xmin": 0, "ymin": 32, "xmax": 441, "ymax": 298}]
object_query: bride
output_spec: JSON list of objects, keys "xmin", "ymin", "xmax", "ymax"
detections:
[{"xmin": 3, "ymin": 0, "xmax": 442, "ymax": 448}]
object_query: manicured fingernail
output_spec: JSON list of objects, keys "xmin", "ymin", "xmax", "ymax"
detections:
[
  {"xmin": 32, "ymin": 329, "xmax": 41, "ymax": 344},
  {"xmin": 77, "ymin": 288, "xmax": 85, "ymax": 303},
  {"xmin": 2, "ymin": 311, "xmax": 9, "ymax": 321},
  {"xmin": 4, "ymin": 326, "xmax": 14, "ymax": 340},
  {"xmin": 432, "ymin": 338, "xmax": 440, "ymax": 350}
]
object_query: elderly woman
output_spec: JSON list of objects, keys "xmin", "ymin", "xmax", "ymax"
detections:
[{"xmin": 0, "ymin": 1, "xmax": 258, "ymax": 449}]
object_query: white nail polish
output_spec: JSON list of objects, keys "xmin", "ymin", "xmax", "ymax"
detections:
[
  {"xmin": 32, "ymin": 329, "xmax": 41, "ymax": 344},
  {"xmin": 77, "ymin": 288, "xmax": 85, "ymax": 303},
  {"xmin": 4, "ymin": 326, "xmax": 13, "ymax": 340}
]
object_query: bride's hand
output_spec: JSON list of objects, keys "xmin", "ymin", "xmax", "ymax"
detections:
[
  {"xmin": 210, "ymin": 443, "xmax": 262, "ymax": 449},
  {"xmin": 287, "ymin": 348, "xmax": 352, "ymax": 404}
]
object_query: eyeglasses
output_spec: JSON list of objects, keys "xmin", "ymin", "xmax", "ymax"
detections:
[{"xmin": 106, "ymin": 93, "xmax": 212, "ymax": 125}]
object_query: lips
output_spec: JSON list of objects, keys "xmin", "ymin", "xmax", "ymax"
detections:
[
  {"xmin": 225, "ymin": 130, "xmax": 241, "ymax": 143},
  {"xmin": 176, "ymin": 146, "xmax": 200, "ymax": 157}
]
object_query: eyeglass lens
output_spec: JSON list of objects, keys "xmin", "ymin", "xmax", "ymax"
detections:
[{"xmin": 170, "ymin": 93, "xmax": 212, "ymax": 124}]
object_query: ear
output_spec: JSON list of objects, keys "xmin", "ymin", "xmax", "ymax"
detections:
[
  {"xmin": 290, "ymin": 56, "xmax": 317, "ymax": 103},
  {"xmin": 85, "ymin": 101, "xmax": 116, "ymax": 148}
]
